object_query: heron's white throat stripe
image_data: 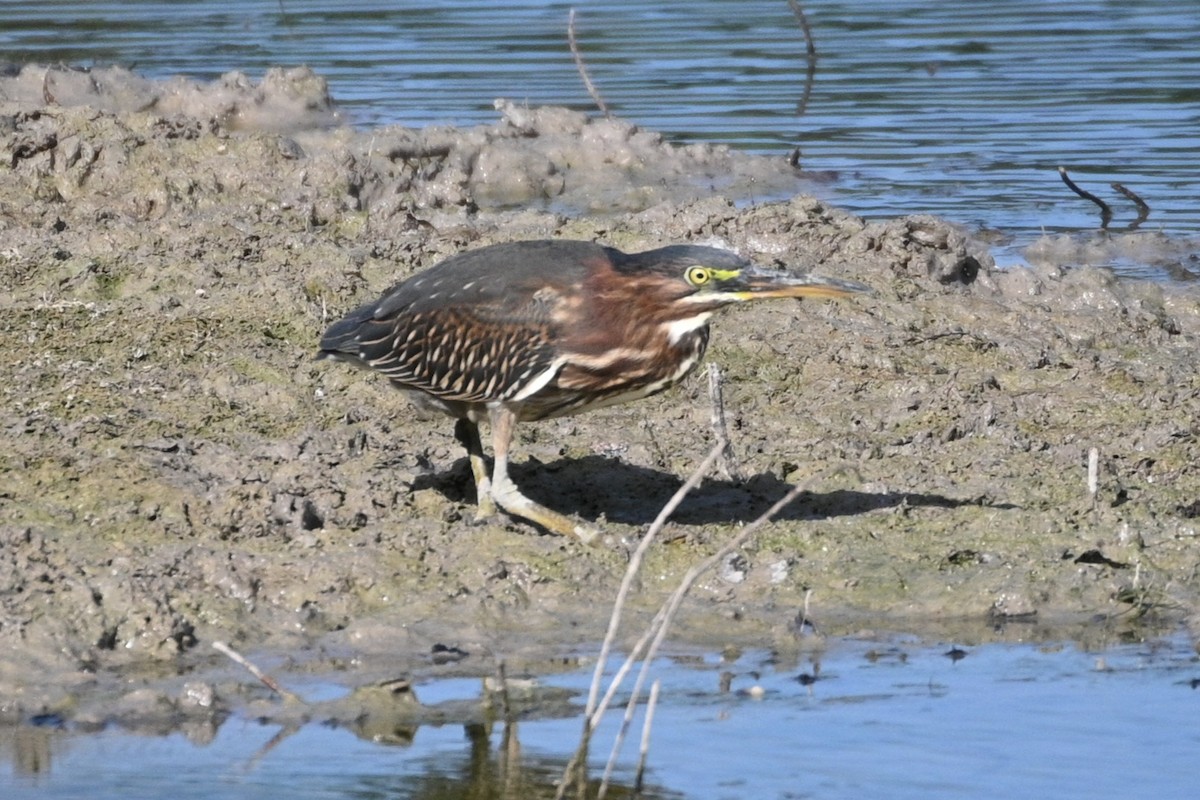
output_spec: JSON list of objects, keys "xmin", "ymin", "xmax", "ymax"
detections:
[{"xmin": 662, "ymin": 312, "xmax": 712, "ymax": 345}]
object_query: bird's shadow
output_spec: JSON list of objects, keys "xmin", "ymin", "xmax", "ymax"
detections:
[{"xmin": 414, "ymin": 454, "xmax": 1006, "ymax": 530}]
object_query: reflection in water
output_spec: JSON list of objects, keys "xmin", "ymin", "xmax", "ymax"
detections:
[
  {"xmin": 11, "ymin": 726, "xmax": 55, "ymax": 777},
  {"xmin": 1, "ymin": 670, "xmax": 648, "ymax": 799},
  {"xmin": 4, "ymin": 632, "xmax": 1198, "ymax": 799},
  {"xmin": 347, "ymin": 721, "xmax": 645, "ymax": 800}
]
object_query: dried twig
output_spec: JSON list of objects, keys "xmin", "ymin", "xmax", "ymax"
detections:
[
  {"xmin": 559, "ymin": 443, "xmax": 725, "ymax": 800},
  {"xmin": 583, "ymin": 442, "xmax": 724, "ymax": 722},
  {"xmin": 1087, "ymin": 446, "xmax": 1100, "ymax": 522},
  {"xmin": 631, "ymin": 679, "xmax": 660, "ymax": 797},
  {"xmin": 563, "ymin": 423, "xmax": 830, "ymax": 797},
  {"xmin": 797, "ymin": 586, "xmax": 817, "ymax": 635},
  {"xmin": 213, "ymin": 640, "xmax": 306, "ymax": 704},
  {"xmin": 596, "ymin": 479, "xmax": 811, "ymax": 784},
  {"xmin": 568, "ymin": 8, "xmax": 610, "ymax": 117},
  {"xmin": 788, "ymin": 0, "xmax": 818, "ymax": 117},
  {"xmin": 707, "ymin": 364, "xmax": 742, "ymax": 481},
  {"xmin": 1058, "ymin": 166, "xmax": 1112, "ymax": 229},
  {"xmin": 1111, "ymin": 182, "xmax": 1151, "ymax": 228},
  {"xmin": 41, "ymin": 68, "xmax": 56, "ymax": 105}
]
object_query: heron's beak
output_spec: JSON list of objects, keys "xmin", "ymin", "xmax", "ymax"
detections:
[{"xmin": 733, "ymin": 266, "xmax": 873, "ymax": 300}]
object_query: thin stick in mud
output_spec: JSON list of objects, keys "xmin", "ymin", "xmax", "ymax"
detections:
[
  {"xmin": 708, "ymin": 363, "xmax": 742, "ymax": 481},
  {"xmin": 213, "ymin": 640, "xmax": 306, "ymax": 704}
]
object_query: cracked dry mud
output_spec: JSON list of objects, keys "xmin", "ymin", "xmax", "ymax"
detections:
[{"xmin": 1, "ymin": 67, "xmax": 1199, "ymax": 724}]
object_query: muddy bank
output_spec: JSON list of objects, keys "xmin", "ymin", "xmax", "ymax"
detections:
[{"xmin": 2, "ymin": 67, "xmax": 1199, "ymax": 721}]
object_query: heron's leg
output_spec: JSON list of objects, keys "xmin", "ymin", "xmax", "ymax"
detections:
[
  {"xmin": 487, "ymin": 404, "xmax": 598, "ymax": 544},
  {"xmin": 453, "ymin": 417, "xmax": 496, "ymax": 518}
]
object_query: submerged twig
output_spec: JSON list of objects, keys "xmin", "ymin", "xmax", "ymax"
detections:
[
  {"xmin": 788, "ymin": 0, "xmax": 818, "ymax": 117},
  {"xmin": 213, "ymin": 640, "xmax": 306, "ymax": 704},
  {"xmin": 568, "ymin": 8, "xmax": 610, "ymax": 117},
  {"xmin": 1111, "ymin": 182, "xmax": 1151, "ymax": 228},
  {"xmin": 1058, "ymin": 166, "xmax": 1112, "ymax": 229}
]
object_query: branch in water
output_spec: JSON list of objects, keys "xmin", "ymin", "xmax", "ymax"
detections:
[
  {"xmin": 568, "ymin": 8, "xmax": 610, "ymax": 118},
  {"xmin": 1058, "ymin": 166, "xmax": 1112, "ymax": 229}
]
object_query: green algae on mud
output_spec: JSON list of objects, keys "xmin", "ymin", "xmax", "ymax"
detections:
[{"xmin": 1, "ymin": 69, "xmax": 1199, "ymax": 715}]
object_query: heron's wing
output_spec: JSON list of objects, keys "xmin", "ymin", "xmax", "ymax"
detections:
[
  {"xmin": 321, "ymin": 280, "xmax": 575, "ymax": 404},
  {"xmin": 320, "ymin": 241, "xmax": 615, "ymax": 402},
  {"xmin": 354, "ymin": 304, "xmax": 563, "ymax": 402}
]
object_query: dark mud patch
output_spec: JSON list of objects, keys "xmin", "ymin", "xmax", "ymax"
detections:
[{"xmin": 2, "ymin": 67, "xmax": 1200, "ymax": 724}]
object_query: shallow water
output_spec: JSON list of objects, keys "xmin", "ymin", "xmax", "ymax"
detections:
[
  {"xmin": 6, "ymin": 635, "xmax": 1198, "ymax": 799},
  {"xmin": 1, "ymin": 0, "xmax": 1198, "ymax": 274}
]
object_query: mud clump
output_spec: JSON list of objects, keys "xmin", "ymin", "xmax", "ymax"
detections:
[{"xmin": 2, "ymin": 67, "xmax": 1199, "ymax": 715}]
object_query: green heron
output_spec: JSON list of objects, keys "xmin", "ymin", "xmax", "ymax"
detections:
[{"xmin": 318, "ymin": 239, "xmax": 869, "ymax": 543}]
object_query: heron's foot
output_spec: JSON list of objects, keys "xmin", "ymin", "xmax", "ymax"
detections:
[
  {"xmin": 473, "ymin": 476, "xmax": 498, "ymax": 519},
  {"xmin": 489, "ymin": 478, "xmax": 599, "ymax": 545}
]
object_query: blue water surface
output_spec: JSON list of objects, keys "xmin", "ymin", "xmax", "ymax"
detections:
[{"xmin": 5, "ymin": 636, "xmax": 1198, "ymax": 799}]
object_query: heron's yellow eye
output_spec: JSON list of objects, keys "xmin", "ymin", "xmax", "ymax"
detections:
[{"xmin": 685, "ymin": 266, "xmax": 711, "ymax": 286}]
